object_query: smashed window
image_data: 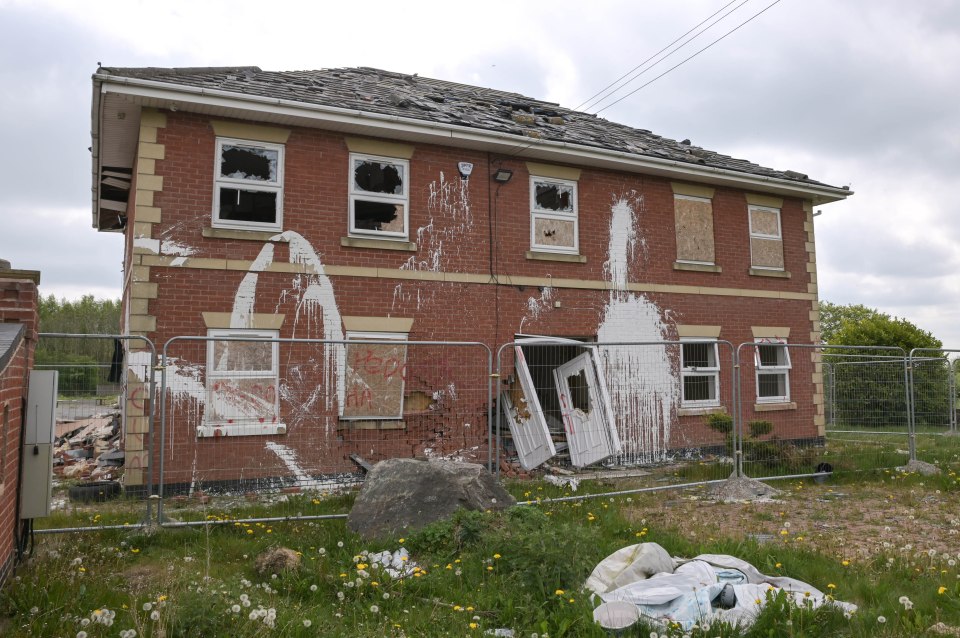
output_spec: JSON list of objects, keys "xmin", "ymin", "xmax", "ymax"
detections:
[
  {"xmin": 680, "ymin": 339, "xmax": 720, "ymax": 406},
  {"xmin": 749, "ymin": 205, "xmax": 784, "ymax": 270},
  {"xmin": 342, "ymin": 332, "xmax": 407, "ymax": 420},
  {"xmin": 530, "ymin": 177, "xmax": 578, "ymax": 254},
  {"xmin": 755, "ymin": 340, "xmax": 791, "ymax": 402},
  {"xmin": 214, "ymin": 138, "xmax": 284, "ymax": 231},
  {"xmin": 204, "ymin": 330, "xmax": 281, "ymax": 434},
  {"xmin": 674, "ymin": 195, "xmax": 715, "ymax": 264},
  {"xmin": 349, "ymin": 154, "xmax": 409, "ymax": 239}
]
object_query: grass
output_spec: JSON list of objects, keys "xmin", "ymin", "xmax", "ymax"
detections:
[{"xmin": 4, "ymin": 460, "xmax": 960, "ymax": 637}]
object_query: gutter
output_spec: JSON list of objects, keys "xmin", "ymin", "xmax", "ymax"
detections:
[{"xmin": 92, "ymin": 73, "xmax": 853, "ymax": 218}]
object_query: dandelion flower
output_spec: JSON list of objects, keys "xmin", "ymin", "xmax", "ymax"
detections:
[
  {"xmin": 555, "ymin": 589, "xmax": 565, "ymax": 595},
  {"xmin": 939, "ymin": 586, "xmax": 948, "ymax": 595}
]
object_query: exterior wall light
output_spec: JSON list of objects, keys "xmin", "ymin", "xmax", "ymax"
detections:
[{"xmin": 492, "ymin": 168, "xmax": 513, "ymax": 183}]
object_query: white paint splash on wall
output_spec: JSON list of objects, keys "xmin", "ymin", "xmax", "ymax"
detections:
[
  {"xmin": 160, "ymin": 240, "xmax": 197, "ymax": 257},
  {"xmin": 230, "ymin": 243, "xmax": 275, "ymax": 329},
  {"xmin": 519, "ymin": 285, "xmax": 555, "ymax": 332},
  {"xmin": 273, "ymin": 230, "xmax": 345, "ymax": 412},
  {"xmin": 394, "ymin": 172, "xmax": 472, "ymax": 312},
  {"xmin": 597, "ymin": 193, "xmax": 678, "ymax": 464},
  {"xmin": 265, "ymin": 441, "xmax": 361, "ymax": 490}
]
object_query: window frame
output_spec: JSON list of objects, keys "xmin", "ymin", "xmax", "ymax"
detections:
[
  {"xmin": 348, "ymin": 152, "xmax": 410, "ymax": 241},
  {"xmin": 748, "ymin": 204, "xmax": 784, "ymax": 271},
  {"xmin": 754, "ymin": 338, "xmax": 792, "ymax": 403},
  {"xmin": 201, "ymin": 328, "xmax": 283, "ymax": 437},
  {"xmin": 680, "ymin": 338, "xmax": 721, "ymax": 408},
  {"xmin": 342, "ymin": 331, "xmax": 408, "ymax": 421},
  {"xmin": 212, "ymin": 137, "xmax": 285, "ymax": 232},
  {"xmin": 529, "ymin": 175, "xmax": 579, "ymax": 255}
]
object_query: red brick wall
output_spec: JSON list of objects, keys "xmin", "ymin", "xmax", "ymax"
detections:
[
  {"xmin": 0, "ymin": 276, "xmax": 39, "ymax": 586},
  {"xmin": 132, "ymin": 112, "xmax": 819, "ymax": 484}
]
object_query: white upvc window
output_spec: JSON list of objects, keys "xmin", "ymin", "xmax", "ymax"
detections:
[
  {"xmin": 680, "ymin": 339, "xmax": 720, "ymax": 407},
  {"xmin": 349, "ymin": 153, "xmax": 409, "ymax": 240},
  {"xmin": 213, "ymin": 138, "xmax": 284, "ymax": 231},
  {"xmin": 530, "ymin": 176, "xmax": 579, "ymax": 254},
  {"xmin": 755, "ymin": 339, "xmax": 791, "ymax": 403},
  {"xmin": 748, "ymin": 205, "xmax": 784, "ymax": 270},
  {"xmin": 201, "ymin": 329, "xmax": 283, "ymax": 437},
  {"xmin": 342, "ymin": 331, "xmax": 408, "ymax": 420}
]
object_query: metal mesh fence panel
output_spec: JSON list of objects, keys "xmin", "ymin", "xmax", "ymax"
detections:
[
  {"xmin": 495, "ymin": 340, "xmax": 737, "ymax": 487},
  {"xmin": 738, "ymin": 344, "xmax": 909, "ymax": 479},
  {"xmin": 157, "ymin": 337, "xmax": 490, "ymax": 524},
  {"xmin": 33, "ymin": 334, "xmax": 155, "ymax": 533},
  {"xmin": 909, "ymin": 349, "xmax": 960, "ymax": 468}
]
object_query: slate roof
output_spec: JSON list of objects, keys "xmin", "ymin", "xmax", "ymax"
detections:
[
  {"xmin": 0, "ymin": 323, "xmax": 24, "ymax": 374},
  {"xmin": 97, "ymin": 66, "xmax": 837, "ymax": 190}
]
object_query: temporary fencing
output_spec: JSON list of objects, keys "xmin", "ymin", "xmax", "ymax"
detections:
[
  {"xmin": 32, "ymin": 332, "xmax": 960, "ymax": 532},
  {"xmin": 156, "ymin": 336, "xmax": 491, "ymax": 526},
  {"xmin": 33, "ymin": 333, "xmax": 156, "ymax": 534}
]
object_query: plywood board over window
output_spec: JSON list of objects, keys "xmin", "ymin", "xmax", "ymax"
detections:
[
  {"xmin": 674, "ymin": 195, "xmax": 715, "ymax": 264},
  {"xmin": 342, "ymin": 332, "xmax": 407, "ymax": 419}
]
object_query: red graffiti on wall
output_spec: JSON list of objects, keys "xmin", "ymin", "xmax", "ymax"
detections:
[
  {"xmin": 351, "ymin": 348, "xmax": 407, "ymax": 381},
  {"xmin": 130, "ymin": 386, "xmax": 146, "ymax": 411}
]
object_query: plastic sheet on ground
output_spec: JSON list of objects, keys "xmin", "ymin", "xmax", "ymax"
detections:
[{"xmin": 585, "ymin": 543, "xmax": 856, "ymax": 631}]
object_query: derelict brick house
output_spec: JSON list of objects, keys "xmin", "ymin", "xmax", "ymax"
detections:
[{"xmin": 90, "ymin": 66, "xmax": 850, "ymax": 490}]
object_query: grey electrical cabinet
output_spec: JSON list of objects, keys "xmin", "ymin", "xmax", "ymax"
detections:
[{"xmin": 20, "ymin": 370, "xmax": 58, "ymax": 519}]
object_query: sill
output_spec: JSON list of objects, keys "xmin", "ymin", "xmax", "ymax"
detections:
[
  {"xmin": 677, "ymin": 405, "xmax": 725, "ymax": 417},
  {"xmin": 341, "ymin": 236, "xmax": 417, "ymax": 251},
  {"xmin": 749, "ymin": 268, "xmax": 791, "ymax": 279},
  {"xmin": 338, "ymin": 420, "xmax": 406, "ymax": 430},
  {"xmin": 525, "ymin": 250, "xmax": 586, "ymax": 263},
  {"xmin": 204, "ymin": 227, "xmax": 278, "ymax": 241},
  {"xmin": 197, "ymin": 423, "xmax": 287, "ymax": 437},
  {"xmin": 674, "ymin": 261, "xmax": 722, "ymax": 273},
  {"xmin": 753, "ymin": 402, "xmax": 797, "ymax": 412}
]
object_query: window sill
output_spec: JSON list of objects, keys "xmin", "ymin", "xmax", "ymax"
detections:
[
  {"xmin": 341, "ymin": 237, "xmax": 417, "ymax": 251},
  {"xmin": 674, "ymin": 261, "xmax": 722, "ymax": 273},
  {"xmin": 677, "ymin": 405, "xmax": 725, "ymax": 417},
  {"xmin": 749, "ymin": 268, "xmax": 791, "ymax": 279},
  {"xmin": 525, "ymin": 251, "xmax": 586, "ymax": 263},
  {"xmin": 203, "ymin": 227, "xmax": 279, "ymax": 241},
  {"xmin": 753, "ymin": 402, "xmax": 796, "ymax": 412},
  {"xmin": 338, "ymin": 420, "xmax": 406, "ymax": 430},
  {"xmin": 197, "ymin": 423, "xmax": 287, "ymax": 437}
]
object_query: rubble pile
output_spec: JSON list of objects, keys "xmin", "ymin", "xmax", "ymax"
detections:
[{"xmin": 54, "ymin": 411, "xmax": 123, "ymax": 483}]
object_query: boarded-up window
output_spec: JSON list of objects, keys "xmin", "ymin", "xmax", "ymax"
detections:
[
  {"xmin": 530, "ymin": 177, "xmax": 578, "ymax": 254},
  {"xmin": 749, "ymin": 205, "xmax": 784, "ymax": 270},
  {"xmin": 214, "ymin": 138, "xmax": 284, "ymax": 231},
  {"xmin": 674, "ymin": 195, "xmax": 715, "ymax": 264},
  {"xmin": 342, "ymin": 332, "xmax": 407, "ymax": 419},
  {"xmin": 349, "ymin": 154, "xmax": 409, "ymax": 239},
  {"xmin": 205, "ymin": 329, "xmax": 279, "ymax": 427}
]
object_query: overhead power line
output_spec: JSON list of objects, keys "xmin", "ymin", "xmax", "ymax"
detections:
[
  {"xmin": 592, "ymin": 0, "xmax": 784, "ymax": 115},
  {"xmin": 576, "ymin": 0, "xmax": 750, "ymax": 114}
]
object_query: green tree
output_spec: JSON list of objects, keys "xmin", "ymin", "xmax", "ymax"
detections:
[
  {"xmin": 35, "ymin": 295, "xmax": 121, "ymax": 395},
  {"xmin": 819, "ymin": 300, "xmax": 941, "ymax": 353}
]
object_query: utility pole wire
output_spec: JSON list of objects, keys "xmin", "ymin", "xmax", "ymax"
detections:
[
  {"xmin": 577, "ymin": 0, "xmax": 749, "ymax": 113},
  {"xmin": 593, "ymin": 0, "xmax": 784, "ymax": 115}
]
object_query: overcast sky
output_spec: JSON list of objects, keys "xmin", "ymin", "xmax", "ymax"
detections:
[{"xmin": 2, "ymin": 0, "xmax": 958, "ymax": 346}]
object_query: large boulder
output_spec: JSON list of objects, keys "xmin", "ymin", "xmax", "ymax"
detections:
[{"xmin": 347, "ymin": 458, "xmax": 515, "ymax": 539}]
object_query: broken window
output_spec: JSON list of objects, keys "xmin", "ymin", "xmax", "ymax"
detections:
[
  {"xmin": 530, "ymin": 177, "xmax": 578, "ymax": 254},
  {"xmin": 349, "ymin": 154, "xmax": 409, "ymax": 239},
  {"xmin": 213, "ymin": 138, "xmax": 284, "ymax": 231},
  {"xmin": 674, "ymin": 194, "xmax": 715, "ymax": 264},
  {"xmin": 342, "ymin": 332, "xmax": 407, "ymax": 420},
  {"xmin": 680, "ymin": 339, "xmax": 720, "ymax": 406},
  {"xmin": 755, "ymin": 340, "xmax": 791, "ymax": 403},
  {"xmin": 203, "ymin": 329, "xmax": 281, "ymax": 436},
  {"xmin": 749, "ymin": 205, "xmax": 785, "ymax": 270}
]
